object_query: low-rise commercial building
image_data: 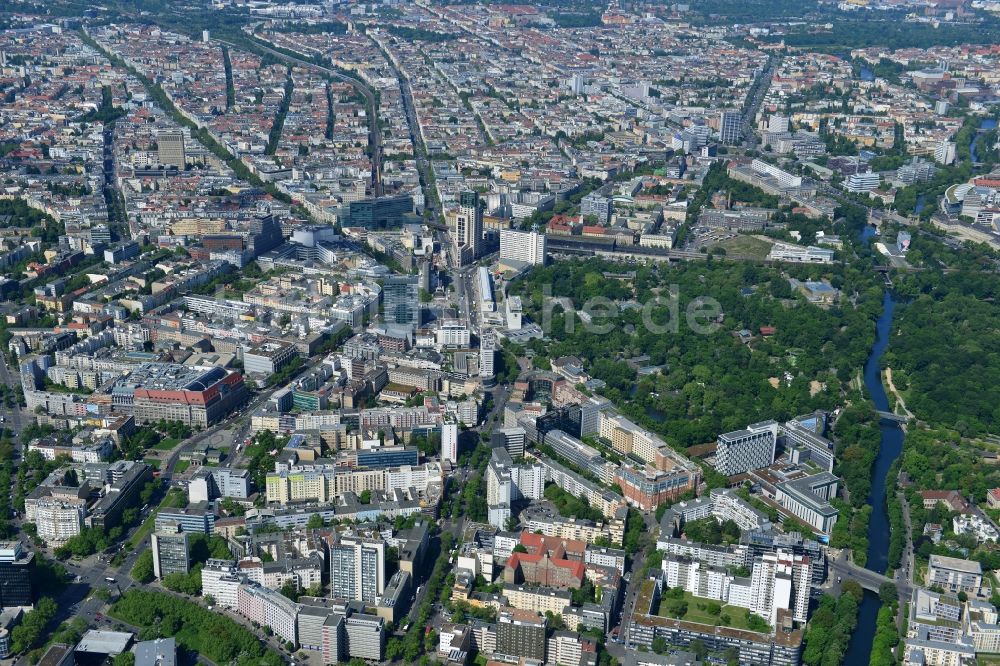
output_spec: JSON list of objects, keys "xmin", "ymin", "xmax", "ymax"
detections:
[
  {"xmin": 243, "ymin": 341, "xmax": 298, "ymax": 376},
  {"xmin": 927, "ymin": 555, "xmax": 983, "ymax": 595}
]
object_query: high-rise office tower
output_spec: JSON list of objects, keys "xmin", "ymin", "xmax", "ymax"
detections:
[
  {"xmin": 492, "ymin": 427, "xmax": 526, "ymax": 459},
  {"xmin": 455, "ymin": 191, "xmax": 483, "ymax": 265},
  {"xmin": 382, "ymin": 275, "xmax": 420, "ymax": 327},
  {"xmin": 0, "ymin": 541, "xmax": 35, "ymax": 607},
  {"xmin": 768, "ymin": 114, "xmax": 790, "ymax": 133},
  {"xmin": 151, "ymin": 523, "xmax": 190, "ymax": 579},
  {"xmin": 715, "ymin": 421, "xmax": 778, "ymax": 476},
  {"xmin": 418, "ymin": 259, "xmax": 432, "ymax": 293},
  {"xmin": 157, "ymin": 130, "xmax": 186, "ymax": 168},
  {"xmin": 719, "ymin": 111, "xmax": 743, "ymax": 146}
]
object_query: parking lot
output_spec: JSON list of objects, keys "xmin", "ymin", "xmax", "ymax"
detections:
[{"xmin": 682, "ymin": 225, "xmax": 739, "ymax": 251}]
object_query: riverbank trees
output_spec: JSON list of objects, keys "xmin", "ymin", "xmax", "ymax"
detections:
[{"xmin": 801, "ymin": 583, "xmax": 863, "ymax": 666}]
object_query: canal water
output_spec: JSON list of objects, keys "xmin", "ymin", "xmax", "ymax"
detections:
[
  {"xmin": 843, "ymin": 229, "xmax": 906, "ymax": 664},
  {"xmin": 971, "ymin": 118, "xmax": 998, "ymax": 164}
]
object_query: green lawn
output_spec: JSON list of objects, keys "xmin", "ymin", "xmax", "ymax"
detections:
[
  {"xmin": 657, "ymin": 590, "xmax": 767, "ymax": 632},
  {"xmin": 152, "ymin": 437, "xmax": 180, "ymax": 451},
  {"xmin": 127, "ymin": 488, "xmax": 187, "ymax": 549},
  {"xmin": 143, "ymin": 458, "xmax": 161, "ymax": 469},
  {"xmin": 715, "ymin": 234, "xmax": 774, "ymax": 259},
  {"xmin": 174, "ymin": 459, "xmax": 191, "ymax": 474}
]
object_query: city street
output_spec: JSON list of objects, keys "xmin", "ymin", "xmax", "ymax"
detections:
[{"xmin": 0, "ymin": 354, "xmax": 26, "ymax": 437}]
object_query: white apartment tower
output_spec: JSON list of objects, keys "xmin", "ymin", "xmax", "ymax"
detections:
[
  {"xmin": 329, "ymin": 536, "xmax": 386, "ymax": 603},
  {"xmin": 749, "ymin": 550, "xmax": 812, "ymax": 626},
  {"xmin": 441, "ymin": 421, "xmax": 459, "ymax": 464},
  {"xmin": 480, "ymin": 329, "xmax": 497, "ymax": 382}
]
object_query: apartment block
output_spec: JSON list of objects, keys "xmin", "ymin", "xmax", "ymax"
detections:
[
  {"xmin": 502, "ymin": 584, "xmax": 573, "ymax": 617},
  {"xmin": 496, "ymin": 608, "xmax": 546, "ymax": 662},
  {"xmin": 499, "ymin": 229, "xmax": 546, "ymax": 267},
  {"xmin": 328, "ymin": 534, "xmax": 386, "ymax": 603},
  {"xmin": 236, "ymin": 584, "xmax": 299, "ymax": 647}
]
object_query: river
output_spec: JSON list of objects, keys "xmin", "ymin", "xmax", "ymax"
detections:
[
  {"xmin": 970, "ymin": 118, "xmax": 998, "ymax": 164},
  {"xmin": 843, "ymin": 230, "xmax": 906, "ymax": 664}
]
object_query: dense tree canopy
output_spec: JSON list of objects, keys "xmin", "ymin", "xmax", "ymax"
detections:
[
  {"xmin": 509, "ymin": 257, "xmax": 882, "ymax": 449},
  {"xmin": 110, "ymin": 590, "xmax": 283, "ymax": 666},
  {"xmin": 887, "ymin": 269, "xmax": 1000, "ymax": 437},
  {"xmin": 801, "ymin": 585, "xmax": 863, "ymax": 666}
]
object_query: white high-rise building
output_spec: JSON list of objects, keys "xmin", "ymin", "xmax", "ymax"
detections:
[
  {"xmin": 480, "ymin": 329, "xmax": 497, "ymax": 382},
  {"xmin": 749, "ymin": 550, "xmax": 812, "ymax": 626},
  {"xmin": 499, "ymin": 229, "xmax": 547, "ymax": 266},
  {"xmin": 441, "ymin": 421, "xmax": 459, "ymax": 464},
  {"xmin": 845, "ymin": 171, "xmax": 881, "ymax": 193},
  {"xmin": 935, "ymin": 140, "xmax": 957, "ymax": 165},
  {"xmin": 768, "ymin": 114, "xmax": 790, "ymax": 133},
  {"xmin": 485, "ymin": 447, "xmax": 543, "ymax": 528},
  {"xmin": 329, "ymin": 535, "xmax": 386, "ymax": 604},
  {"xmin": 486, "ymin": 452, "xmax": 514, "ymax": 529},
  {"xmin": 512, "ymin": 464, "xmax": 545, "ymax": 500},
  {"xmin": 201, "ymin": 559, "xmax": 241, "ymax": 608}
]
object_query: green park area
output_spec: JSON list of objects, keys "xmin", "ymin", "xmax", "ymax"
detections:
[{"xmin": 656, "ymin": 588, "xmax": 770, "ymax": 633}]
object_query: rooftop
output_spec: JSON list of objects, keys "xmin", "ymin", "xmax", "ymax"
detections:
[
  {"xmin": 133, "ymin": 638, "xmax": 176, "ymax": 666},
  {"xmin": 75, "ymin": 630, "xmax": 133, "ymax": 655},
  {"xmin": 114, "ymin": 363, "xmax": 229, "ymax": 393},
  {"xmin": 929, "ymin": 554, "xmax": 982, "ymax": 575}
]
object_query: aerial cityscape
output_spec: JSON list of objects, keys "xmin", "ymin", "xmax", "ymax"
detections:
[{"xmin": 0, "ymin": 0, "xmax": 998, "ymax": 665}]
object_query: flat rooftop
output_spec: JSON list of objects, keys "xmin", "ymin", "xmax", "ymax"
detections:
[
  {"xmin": 929, "ymin": 554, "xmax": 982, "ymax": 575},
  {"xmin": 75, "ymin": 630, "xmax": 133, "ymax": 655},
  {"xmin": 115, "ymin": 363, "xmax": 228, "ymax": 392}
]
